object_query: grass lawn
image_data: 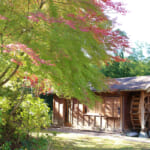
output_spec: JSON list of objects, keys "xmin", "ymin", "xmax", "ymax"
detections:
[{"xmin": 32, "ymin": 131, "xmax": 150, "ymax": 150}]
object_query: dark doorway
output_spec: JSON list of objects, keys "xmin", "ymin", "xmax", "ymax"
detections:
[{"xmin": 39, "ymin": 93, "xmax": 53, "ymax": 121}]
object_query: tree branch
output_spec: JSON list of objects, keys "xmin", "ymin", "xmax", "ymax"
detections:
[
  {"xmin": 10, "ymin": 89, "xmax": 25, "ymax": 116},
  {"xmin": 0, "ymin": 64, "xmax": 19, "ymax": 87},
  {"xmin": 0, "ymin": 65, "xmax": 11, "ymax": 80},
  {"xmin": 0, "ymin": 33, "xmax": 4, "ymax": 53},
  {"xmin": 39, "ymin": 0, "xmax": 46, "ymax": 9}
]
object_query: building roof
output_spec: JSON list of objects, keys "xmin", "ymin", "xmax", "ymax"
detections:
[{"xmin": 110, "ymin": 75, "xmax": 150, "ymax": 92}]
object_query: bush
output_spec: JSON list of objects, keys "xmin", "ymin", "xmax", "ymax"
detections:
[
  {"xmin": 0, "ymin": 109, "xmax": 2, "ymax": 139},
  {"xmin": 0, "ymin": 92, "xmax": 51, "ymax": 148},
  {"xmin": 1, "ymin": 141, "xmax": 11, "ymax": 150},
  {"xmin": 18, "ymin": 94, "xmax": 51, "ymax": 134}
]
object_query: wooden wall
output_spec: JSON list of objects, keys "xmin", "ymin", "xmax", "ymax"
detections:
[
  {"xmin": 71, "ymin": 95, "xmax": 121, "ymax": 131},
  {"xmin": 103, "ymin": 96, "xmax": 120, "ymax": 130},
  {"xmin": 53, "ymin": 93, "xmax": 122, "ymax": 131},
  {"xmin": 53, "ymin": 91, "xmax": 148, "ymax": 132},
  {"xmin": 53, "ymin": 95, "xmax": 65, "ymax": 126}
]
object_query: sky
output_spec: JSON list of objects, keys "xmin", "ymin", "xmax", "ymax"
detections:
[{"xmin": 110, "ymin": 0, "xmax": 150, "ymax": 55}]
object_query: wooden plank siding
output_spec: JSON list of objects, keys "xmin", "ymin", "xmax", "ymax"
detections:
[
  {"xmin": 71, "ymin": 95, "xmax": 121, "ymax": 131},
  {"xmin": 104, "ymin": 96, "xmax": 120, "ymax": 130},
  {"xmin": 52, "ymin": 76, "xmax": 150, "ymax": 132},
  {"xmin": 53, "ymin": 94, "xmax": 122, "ymax": 131},
  {"xmin": 53, "ymin": 95, "xmax": 65, "ymax": 126},
  {"xmin": 53, "ymin": 92, "xmax": 148, "ymax": 132}
]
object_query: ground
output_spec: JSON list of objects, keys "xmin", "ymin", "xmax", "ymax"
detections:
[{"xmin": 34, "ymin": 127, "xmax": 150, "ymax": 150}]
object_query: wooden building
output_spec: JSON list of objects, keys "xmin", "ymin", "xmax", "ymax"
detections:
[{"xmin": 53, "ymin": 76, "xmax": 150, "ymax": 132}]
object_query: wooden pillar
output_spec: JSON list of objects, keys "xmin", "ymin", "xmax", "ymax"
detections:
[
  {"xmin": 82, "ymin": 105, "xmax": 84, "ymax": 126},
  {"xmin": 88, "ymin": 116, "xmax": 90, "ymax": 126},
  {"xmin": 53, "ymin": 97, "xmax": 55, "ymax": 121},
  {"xmin": 100, "ymin": 116, "xmax": 102, "ymax": 129},
  {"xmin": 77, "ymin": 101, "xmax": 79, "ymax": 125},
  {"xmin": 83, "ymin": 115, "xmax": 84, "ymax": 126},
  {"xmin": 94, "ymin": 116, "xmax": 96, "ymax": 127},
  {"xmin": 140, "ymin": 91, "xmax": 145, "ymax": 131},
  {"xmin": 71, "ymin": 100, "xmax": 73, "ymax": 125},
  {"xmin": 63, "ymin": 100, "xmax": 65, "ymax": 126},
  {"xmin": 120, "ymin": 95, "xmax": 124, "ymax": 131}
]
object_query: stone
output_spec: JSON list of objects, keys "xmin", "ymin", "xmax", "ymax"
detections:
[
  {"xmin": 126, "ymin": 131, "xmax": 139, "ymax": 137},
  {"xmin": 139, "ymin": 131, "xmax": 149, "ymax": 138}
]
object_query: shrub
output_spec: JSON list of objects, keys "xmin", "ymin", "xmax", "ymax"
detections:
[
  {"xmin": 0, "ymin": 92, "xmax": 51, "ymax": 148},
  {"xmin": 18, "ymin": 95, "xmax": 50, "ymax": 134},
  {"xmin": 0, "ymin": 110, "xmax": 2, "ymax": 139}
]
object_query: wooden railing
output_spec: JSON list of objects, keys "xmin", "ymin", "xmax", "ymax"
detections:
[{"xmin": 83, "ymin": 113, "xmax": 105, "ymax": 128}]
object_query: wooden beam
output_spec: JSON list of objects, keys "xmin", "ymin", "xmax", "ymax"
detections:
[{"xmin": 140, "ymin": 91, "xmax": 145, "ymax": 131}]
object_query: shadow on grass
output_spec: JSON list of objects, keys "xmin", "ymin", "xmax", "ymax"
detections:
[
  {"xmin": 51, "ymin": 136, "xmax": 150, "ymax": 150},
  {"xmin": 31, "ymin": 131, "xmax": 150, "ymax": 150}
]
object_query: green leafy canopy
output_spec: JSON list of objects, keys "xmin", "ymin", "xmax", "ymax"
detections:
[{"xmin": 0, "ymin": 0, "xmax": 129, "ymax": 104}]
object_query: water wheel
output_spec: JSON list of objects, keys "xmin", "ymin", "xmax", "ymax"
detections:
[{"xmin": 130, "ymin": 95, "xmax": 150, "ymax": 130}]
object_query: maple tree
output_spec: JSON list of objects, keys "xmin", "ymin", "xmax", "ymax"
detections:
[
  {"xmin": 0, "ymin": 0, "xmax": 130, "ymax": 148},
  {"xmin": 0, "ymin": 0, "xmax": 129, "ymax": 104}
]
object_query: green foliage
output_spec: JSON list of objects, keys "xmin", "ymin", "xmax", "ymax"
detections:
[
  {"xmin": 101, "ymin": 42, "xmax": 150, "ymax": 78},
  {"xmin": 19, "ymin": 95, "xmax": 50, "ymax": 133},
  {"xmin": 17, "ymin": 133, "xmax": 57, "ymax": 150},
  {"xmin": 0, "ymin": 85, "xmax": 50, "ymax": 148},
  {"xmin": 0, "ymin": 94, "xmax": 50, "ymax": 131},
  {"xmin": 0, "ymin": 110, "xmax": 2, "ymax": 124},
  {"xmin": 1, "ymin": 141, "xmax": 11, "ymax": 150},
  {"xmin": 0, "ymin": 109, "xmax": 2, "ymax": 140},
  {"xmin": 21, "ymin": 136, "xmax": 49, "ymax": 150},
  {"xmin": 0, "ymin": 135, "xmax": 53, "ymax": 150},
  {"xmin": 0, "ymin": 0, "xmax": 127, "ymax": 105},
  {"xmin": 0, "ymin": 1, "xmax": 128, "ymax": 148}
]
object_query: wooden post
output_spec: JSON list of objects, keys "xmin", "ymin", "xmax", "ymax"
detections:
[
  {"xmin": 72, "ymin": 100, "xmax": 73, "ymax": 125},
  {"xmin": 140, "ymin": 91, "xmax": 145, "ymax": 131},
  {"xmin": 88, "ymin": 116, "xmax": 90, "ymax": 126},
  {"xmin": 53, "ymin": 97, "xmax": 55, "ymax": 122},
  {"xmin": 120, "ymin": 95, "xmax": 123, "ymax": 132},
  {"xmin": 77, "ymin": 101, "xmax": 79, "ymax": 125},
  {"xmin": 94, "ymin": 116, "xmax": 96, "ymax": 127},
  {"xmin": 58, "ymin": 101, "xmax": 60, "ymax": 117},
  {"xmin": 100, "ymin": 116, "xmax": 102, "ymax": 129},
  {"xmin": 63, "ymin": 100, "xmax": 65, "ymax": 126},
  {"xmin": 83, "ymin": 115, "xmax": 84, "ymax": 126},
  {"xmin": 114, "ymin": 119, "xmax": 115, "ymax": 130},
  {"xmin": 82, "ymin": 105, "xmax": 84, "ymax": 126}
]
